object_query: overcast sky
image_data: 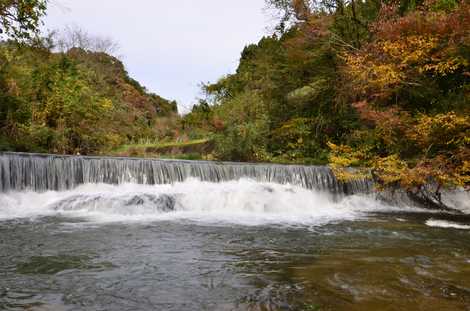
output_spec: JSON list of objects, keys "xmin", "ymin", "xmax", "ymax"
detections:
[{"xmin": 43, "ymin": 0, "xmax": 270, "ymax": 113}]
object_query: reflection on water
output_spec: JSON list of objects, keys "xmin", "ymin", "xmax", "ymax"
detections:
[{"xmin": 1, "ymin": 212, "xmax": 470, "ymax": 311}]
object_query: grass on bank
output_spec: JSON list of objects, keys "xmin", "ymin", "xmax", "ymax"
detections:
[
  {"xmin": 112, "ymin": 139, "xmax": 209, "ymax": 153},
  {"xmin": 110, "ymin": 138, "xmax": 213, "ymax": 160},
  {"xmin": 109, "ymin": 138, "xmax": 332, "ymax": 164}
]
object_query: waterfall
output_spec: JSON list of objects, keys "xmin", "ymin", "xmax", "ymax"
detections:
[{"xmin": 0, "ymin": 152, "xmax": 371, "ymax": 194}]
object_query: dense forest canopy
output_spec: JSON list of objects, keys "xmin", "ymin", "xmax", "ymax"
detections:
[{"xmin": 182, "ymin": 0, "xmax": 469, "ymax": 203}]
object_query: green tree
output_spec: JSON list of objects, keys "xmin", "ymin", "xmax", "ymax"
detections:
[{"xmin": 0, "ymin": 0, "xmax": 47, "ymax": 40}]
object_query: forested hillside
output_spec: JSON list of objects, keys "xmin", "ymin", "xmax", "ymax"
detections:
[
  {"xmin": 0, "ymin": 42, "xmax": 177, "ymax": 154},
  {"xmin": 183, "ymin": 0, "xmax": 469, "ymax": 199},
  {"xmin": 0, "ymin": 2, "xmax": 177, "ymax": 154}
]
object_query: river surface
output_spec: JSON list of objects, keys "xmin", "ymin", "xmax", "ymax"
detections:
[{"xmin": 1, "ymin": 180, "xmax": 469, "ymax": 311}]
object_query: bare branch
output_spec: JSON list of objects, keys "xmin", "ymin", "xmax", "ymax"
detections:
[{"xmin": 54, "ymin": 25, "xmax": 120, "ymax": 55}]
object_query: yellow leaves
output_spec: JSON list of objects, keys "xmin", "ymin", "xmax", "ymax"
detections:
[
  {"xmin": 327, "ymin": 142, "xmax": 370, "ymax": 182},
  {"xmin": 346, "ymin": 34, "xmax": 452, "ymax": 91},
  {"xmin": 345, "ymin": 30, "xmax": 468, "ymax": 95},
  {"xmin": 337, "ymin": 4, "xmax": 469, "ymax": 193},
  {"xmin": 379, "ymin": 33, "xmax": 469, "ymax": 78},
  {"xmin": 414, "ymin": 112, "xmax": 468, "ymax": 136},
  {"xmin": 345, "ymin": 52, "xmax": 404, "ymax": 92},
  {"xmin": 380, "ymin": 35, "xmax": 438, "ymax": 65},
  {"xmin": 274, "ymin": 118, "xmax": 313, "ymax": 141},
  {"xmin": 329, "ymin": 138, "xmax": 469, "ymax": 191},
  {"xmin": 408, "ymin": 156, "xmax": 468, "ymax": 189},
  {"xmin": 456, "ymin": 160, "xmax": 470, "ymax": 187},
  {"xmin": 329, "ymin": 154, "xmax": 353, "ymax": 167},
  {"xmin": 104, "ymin": 133, "xmax": 124, "ymax": 149},
  {"xmin": 370, "ymin": 64, "xmax": 404, "ymax": 87},
  {"xmin": 328, "ymin": 142, "xmax": 355, "ymax": 171},
  {"xmin": 421, "ymin": 56, "xmax": 469, "ymax": 75},
  {"xmin": 372, "ymin": 155, "xmax": 409, "ymax": 189},
  {"xmin": 408, "ymin": 112, "xmax": 470, "ymax": 150},
  {"xmin": 327, "ymin": 142, "xmax": 352, "ymax": 154},
  {"xmin": 100, "ymin": 98, "xmax": 114, "ymax": 111},
  {"xmin": 371, "ymin": 112, "xmax": 468, "ymax": 190}
]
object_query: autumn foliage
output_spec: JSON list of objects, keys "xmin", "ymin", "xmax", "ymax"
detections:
[
  {"xmin": 330, "ymin": 0, "xmax": 469, "ymax": 200},
  {"xmin": 0, "ymin": 42, "xmax": 177, "ymax": 154}
]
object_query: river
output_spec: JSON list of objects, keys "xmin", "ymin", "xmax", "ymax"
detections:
[{"xmin": 0, "ymin": 153, "xmax": 469, "ymax": 310}]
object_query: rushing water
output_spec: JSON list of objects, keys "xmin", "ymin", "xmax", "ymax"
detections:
[
  {"xmin": 0, "ymin": 152, "xmax": 371, "ymax": 194},
  {"xmin": 0, "ymin": 153, "xmax": 469, "ymax": 311}
]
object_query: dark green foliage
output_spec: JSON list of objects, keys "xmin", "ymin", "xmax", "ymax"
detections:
[{"xmin": 188, "ymin": 26, "xmax": 360, "ymax": 162}]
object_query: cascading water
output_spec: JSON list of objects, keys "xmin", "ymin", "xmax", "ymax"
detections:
[
  {"xmin": 0, "ymin": 152, "xmax": 381, "ymax": 226},
  {"xmin": 2, "ymin": 153, "xmax": 470, "ymax": 311},
  {"xmin": 0, "ymin": 152, "xmax": 380, "ymax": 225},
  {"xmin": 0, "ymin": 152, "xmax": 371, "ymax": 194},
  {"xmin": 1, "ymin": 152, "xmax": 468, "ymax": 224}
]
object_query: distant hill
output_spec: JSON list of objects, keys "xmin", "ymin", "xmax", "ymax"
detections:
[{"xmin": 0, "ymin": 42, "xmax": 177, "ymax": 154}]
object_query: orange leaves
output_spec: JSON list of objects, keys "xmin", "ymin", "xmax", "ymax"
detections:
[
  {"xmin": 332, "ymin": 98, "xmax": 470, "ymax": 190},
  {"xmin": 331, "ymin": 2, "xmax": 469, "ymax": 193},
  {"xmin": 380, "ymin": 35, "xmax": 438, "ymax": 65},
  {"xmin": 344, "ymin": 49, "xmax": 404, "ymax": 98},
  {"xmin": 344, "ymin": 1, "xmax": 470, "ymax": 101}
]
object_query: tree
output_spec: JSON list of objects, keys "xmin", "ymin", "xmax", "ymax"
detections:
[
  {"xmin": 266, "ymin": 0, "xmax": 382, "ymax": 48},
  {"xmin": 330, "ymin": 1, "xmax": 469, "ymax": 208},
  {"xmin": 0, "ymin": 35, "xmax": 176, "ymax": 154},
  {"xmin": 0, "ymin": 0, "xmax": 47, "ymax": 40},
  {"xmin": 54, "ymin": 25, "xmax": 120, "ymax": 55}
]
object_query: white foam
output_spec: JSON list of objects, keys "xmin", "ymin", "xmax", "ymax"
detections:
[
  {"xmin": 425, "ymin": 219, "xmax": 470, "ymax": 230},
  {"xmin": 441, "ymin": 190, "xmax": 470, "ymax": 213},
  {"xmin": 0, "ymin": 178, "xmax": 444, "ymax": 226}
]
